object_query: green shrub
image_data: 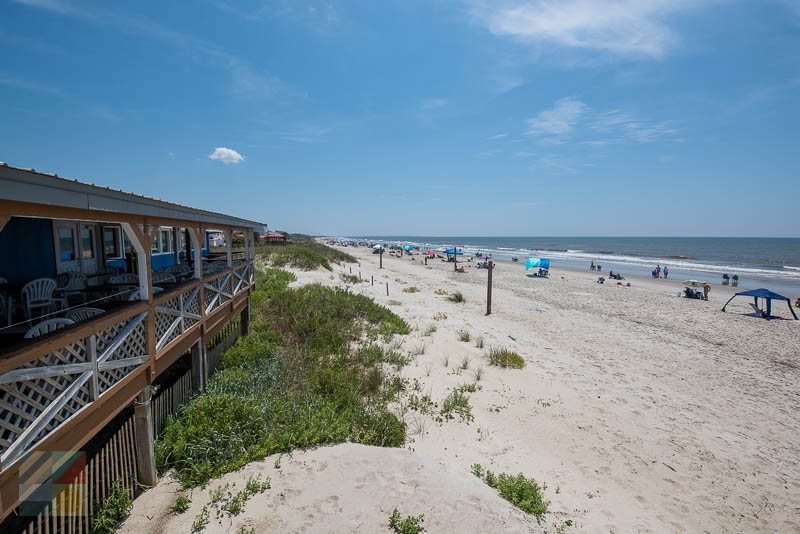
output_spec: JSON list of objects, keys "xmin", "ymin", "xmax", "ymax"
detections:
[
  {"xmin": 440, "ymin": 388, "xmax": 473, "ymax": 422},
  {"xmin": 457, "ymin": 330, "xmax": 471, "ymax": 342},
  {"xmin": 340, "ymin": 273, "xmax": 365, "ymax": 284},
  {"xmin": 485, "ymin": 347, "xmax": 526, "ymax": 369},
  {"xmin": 471, "ymin": 465, "xmax": 549, "ymax": 522},
  {"xmin": 90, "ymin": 480, "xmax": 132, "ymax": 534},
  {"xmin": 170, "ymin": 495, "xmax": 191, "ymax": 514},
  {"xmin": 447, "ymin": 291, "xmax": 465, "ymax": 303},
  {"xmin": 256, "ymin": 237, "xmax": 355, "ymax": 271},
  {"xmin": 402, "ymin": 287, "xmax": 420, "ymax": 294},
  {"xmin": 388, "ymin": 508, "xmax": 425, "ymax": 534}
]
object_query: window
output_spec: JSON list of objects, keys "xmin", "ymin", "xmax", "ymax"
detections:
[
  {"xmin": 160, "ymin": 229, "xmax": 172, "ymax": 253},
  {"xmin": 81, "ymin": 227, "xmax": 95, "ymax": 259},
  {"xmin": 103, "ymin": 227, "xmax": 122, "ymax": 258},
  {"xmin": 151, "ymin": 232, "xmax": 160, "ymax": 253},
  {"xmin": 58, "ymin": 227, "xmax": 75, "ymax": 261}
]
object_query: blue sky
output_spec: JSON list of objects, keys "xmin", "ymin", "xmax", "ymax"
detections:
[{"xmin": 2, "ymin": 0, "xmax": 799, "ymax": 237}]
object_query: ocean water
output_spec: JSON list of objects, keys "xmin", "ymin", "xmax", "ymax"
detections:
[{"xmin": 345, "ymin": 236, "xmax": 800, "ymax": 296}]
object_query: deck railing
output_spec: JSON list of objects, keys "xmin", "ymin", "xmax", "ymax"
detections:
[
  {"xmin": 0, "ymin": 304, "xmax": 149, "ymax": 469},
  {"xmin": 203, "ymin": 270, "xmax": 232, "ymax": 316},
  {"xmin": 154, "ymin": 282, "xmax": 202, "ymax": 354}
]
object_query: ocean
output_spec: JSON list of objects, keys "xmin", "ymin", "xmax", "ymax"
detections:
[{"xmin": 344, "ymin": 236, "xmax": 800, "ymax": 296}]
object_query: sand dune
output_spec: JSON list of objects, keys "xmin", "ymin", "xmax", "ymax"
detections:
[{"xmin": 122, "ymin": 247, "xmax": 799, "ymax": 533}]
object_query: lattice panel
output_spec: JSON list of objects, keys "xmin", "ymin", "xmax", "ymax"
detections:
[
  {"xmin": 204, "ymin": 274, "xmax": 232, "ymax": 315},
  {"xmin": 155, "ymin": 287, "xmax": 200, "ymax": 352},
  {"xmin": 154, "ymin": 295, "xmax": 181, "ymax": 343},
  {"xmin": 0, "ymin": 312, "xmax": 148, "ymax": 464}
]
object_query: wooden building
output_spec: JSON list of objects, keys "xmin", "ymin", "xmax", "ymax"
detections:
[{"xmin": 0, "ymin": 163, "xmax": 263, "ymax": 525}]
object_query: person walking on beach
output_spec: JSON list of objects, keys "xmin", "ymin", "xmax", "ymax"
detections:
[
  {"xmin": 656, "ymin": 264, "xmax": 661, "ymax": 278},
  {"xmin": 590, "ymin": 260, "xmax": 595, "ymax": 271},
  {"xmin": 663, "ymin": 266, "xmax": 669, "ymax": 279},
  {"xmin": 703, "ymin": 282, "xmax": 711, "ymax": 301}
]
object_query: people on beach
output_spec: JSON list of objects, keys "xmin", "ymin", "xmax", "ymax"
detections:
[
  {"xmin": 732, "ymin": 274, "xmax": 739, "ymax": 287},
  {"xmin": 656, "ymin": 264, "xmax": 661, "ymax": 277},
  {"xmin": 590, "ymin": 260, "xmax": 595, "ymax": 271},
  {"xmin": 664, "ymin": 266, "xmax": 669, "ymax": 279},
  {"xmin": 703, "ymin": 282, "xmax": 711, "ymax": 300},
  {"xmin": 795, "ymin": 297, "xmax": 800, "ymax": 308}
]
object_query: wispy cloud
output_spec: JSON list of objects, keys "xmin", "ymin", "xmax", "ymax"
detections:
[
  {"xmin": 420, "ymin": 98, "xmax": 448, "ymax": 110},
  {"xmin": 208, "ymin": 147, "xmax": 245, "ymax": 164},
  {"xmin": 526, "ymin": 97, "xmax": 587, "ymax": 136},
  {"xmin": 0, "ymin": 74, "xmax": 60, "ymax": 94},
  {"xmin": 487, "ymin": 133, "xmax": 508, "ymax": 140},
  {"xmin": 591, "ymin": 109, "xmax": 677, "ymax": 143},
  {"xmin": 464, "ymin": 0, "xmax": 703, "ymax": 58}
]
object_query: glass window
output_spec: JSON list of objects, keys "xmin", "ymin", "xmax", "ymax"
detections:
[
  {"xmin": 81, "ymin": 227, "xmax": 95, "ymax": 259},
  {"xmin": 59, "ymin": 227, "xmax": 75, "ymax": 261},
  {"xmin": 160, "ymin": 229, "xmax": 172, "ymax": 253},
  {"xmin": 151, "ymin": 232, "xmax": 159, "ymax": 252},
  {"xmin": 103, "ymin": 227, "xmax": 121, "ymax": 258}
]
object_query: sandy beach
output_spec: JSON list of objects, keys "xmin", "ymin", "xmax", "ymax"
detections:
[{"xmin": 122, "ymin": 245, "xmax": 799, "ymax": 533}]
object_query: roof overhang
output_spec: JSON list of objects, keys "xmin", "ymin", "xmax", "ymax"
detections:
[{"xmin": 0, "ymin": 163, "xmax": 265, "ymax": 230}]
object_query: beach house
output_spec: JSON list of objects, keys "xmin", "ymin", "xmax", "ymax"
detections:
[{"xmin": 0, "ymin": 163, "xmax": 263, "ymax": 526}]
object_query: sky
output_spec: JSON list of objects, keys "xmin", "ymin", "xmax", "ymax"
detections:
[{"xmin": 1, "ymin": 0, "xmax": 799, "ymax": 237}]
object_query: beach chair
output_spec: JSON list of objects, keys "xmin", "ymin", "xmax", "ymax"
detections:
[
  {"xmin": 65, "ymin": 307, "xmax": 105, "ymax": 323},
  {"xmin": 54, "ymin": 271, "xmax": 88, "ymax": 309},
  {"xmin": 152, "ymin": 272, "xmax": 176, "ymax": 285},
  {"xmin": 21, "ymin": 278, "xmax": 58, "ymax": 325},
  {"xmin": 24, "ymin": 317, "xmax": 75, "ymax": 339}
]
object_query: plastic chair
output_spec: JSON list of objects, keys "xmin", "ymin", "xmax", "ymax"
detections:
[
  {"xmin": 24, "ymin": 317, "xmax": 74, "ymax": 338},
  {"xmin": 128, "ymin": 287, "xmax": 163, "ymax": 301},
  {"xmin": 110, "ymin": 273, "xmax": 139, "ymax": 284},
  {"xmin": 21, "ymin": 278, "xmax": 57, "ymax": 325},
  {"xmin": 152, "ymin": 272, "xmax": 176, "ymax": 284},
  {"xmin": 54, "ymin": 271, "xmax": 88, "ymax": 309},
  {"xmin": 65, "ymin": 307, "xmax": 104, "ymax": 323}
]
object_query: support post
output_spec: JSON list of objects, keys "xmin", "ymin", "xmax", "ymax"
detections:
[
  {"xmin": 191, "ymin": 340, "xmax": 204, "ymax": 391},
  {"xmin": 386, "ymin": 282, "xmax": 389, "ymax": 296},
  {"xmin": 133, "ymin": 386, "xmax": 158, "ymax": 487},
  {"xmin": 379, "ymin": 249, "xmax": 383, "ymax": 269},
  {"xmin": 454, "ymin": 248, "xmax": 458, "ymax": 272},
  {"xmin": 224, "ymin": 228, "xmax": 233, "ymax": 267},
  {"xmin": 486, "ymin": 260, "xmax": 493, "ymax": 315}
]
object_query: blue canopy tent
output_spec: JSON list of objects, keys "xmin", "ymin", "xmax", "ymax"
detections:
[
  {"xmin": 525, "ymin": 258, "xmax": 551, "ymax": 271},
  {"xmin": 444, "ymin": 248, "xmax": 463, "ymax": 255},
  {"xmin": 404, "ymin": 245, "xmax": 414, "ymax": 251},
  {"xmin": 721, "ymin": 288, "xmax": 798, "ymax": 320}
]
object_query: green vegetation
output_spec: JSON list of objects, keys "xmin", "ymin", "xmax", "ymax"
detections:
[
  {"xmin": 340, "ymin": 273, "xmax": 365, "ymax": 284},
  {"xmin": 459, "ymin": 355, "xmax": 471, "ymax": 370},
  {"xmin": 440, "ymin": 386, "xmax": 473, "ymax": 422},
  {"xmin": 472, "ymin": 366, "xmax": 484, "ymax": 382},
  {"xmin": 474, "ymin": 337, "xmax": 485, "ymax": 349},
  {"xmin": 156, "ymin": 268, "xmax": 411, "ymax": 488},
  {"xmin": 423, "ymin": 324, "xmax": 437, "ymax": 336},
  {"xmin": 402, "ymin": 286, "xmax": 420, "ymax": 293},
  {"xmin": 485, "ymin": 347, "xmax": 526, "ymax": 369},
  {"xmin": 447, "ymin": 291, "xmax": 465, "ymax": 303},
  {"xmin": 434, "ymin": 289, "xmax": 448, "ymax": 296},
  {"xmin": 457, "ymin": 330, "xmax": 471, "ymax": 342},
  {"xmin": 90, "ymin": 480, "xmax": 132, "ymax": 534},
  {"xmin": 471, "ymin": 464, "xmax": 549, "ymax": 522},
  {"xmin": 170, "ymin": 495, "xmax": 191, "ymax": 515},
  {"xmin": 191, "ymin": 506, "xmax": 209, "ymax": 533},
  {"xmin": 256, "ymin": 236, "xmax": 355, "ymax": 271},
  {"xmin": 388, "ymin": 508, "xmax": 425, "ymax": 534},
  {"xmin": 432, "ymin": 312, "xmax": 448, "ymax": 321}
]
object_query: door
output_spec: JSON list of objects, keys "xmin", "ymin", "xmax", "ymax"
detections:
[{"xmin": 53, "ymin": 221, "xmax": 100, "ymax": 274}]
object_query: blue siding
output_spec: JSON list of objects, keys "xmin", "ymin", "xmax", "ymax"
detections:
[{"xmin": 0, "ymin": 217, "xmax": 57, "ymax": 284}]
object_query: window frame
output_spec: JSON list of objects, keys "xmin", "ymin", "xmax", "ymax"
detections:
[{"xmin": 102, "ymin": 226, "xmax": 123, "ymax": 259}]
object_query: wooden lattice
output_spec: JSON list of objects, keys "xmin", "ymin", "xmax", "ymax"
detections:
[
  {"xmin": 233, "ymin": 263, "xmax": 250, "ymax": 295},
  {"xmin": 0, "ymin": 312, "xmax": 149, "ymax": 468},
  {"xmin": 203, "ymin": 274, "xmax": 232, "ymax": 315},
  {"xmin": 154, "ymin": 286, "xmax": 201, "ymax": 353}
]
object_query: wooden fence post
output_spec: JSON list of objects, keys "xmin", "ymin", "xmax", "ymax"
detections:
[
  {"xmin": 386, "ymin": 282, "xmax": 389, "ymax": 296},
  {"xmin": 191, "ymin": 340, "xmax": 204, "ymax": 391},
  {"xmin": 486, "ymin": 260, "xmax": 493, "ymax": 315},
  {"xmin": 133, "ymin": 386, "xmax": 158, "ymax": 487},
  {"xmin": 380, "ymin": 250, "xmax": 383, "ymax": 269}
]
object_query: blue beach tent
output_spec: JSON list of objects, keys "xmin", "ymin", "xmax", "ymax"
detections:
[
  {"xmin": 525, "ymin": 258, "xmax": 550, "ymax": 271},
  {"xmin": 444, "ymin": 248, "xmax": 463, "ymax": 255},
  {"xmin": 721, "ymin": 288, "xmax": 798, "ymax": 320}
]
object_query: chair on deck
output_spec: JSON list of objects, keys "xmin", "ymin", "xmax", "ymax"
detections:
[
  {"xmin": 152, "ymin": 272, "xmax": 176, "ymax": 285},
  {"xmin": 128, "ymin": 287, "xmax": 163, "ymax": 301},
  {"xmin": 54, "ymin": 271, "xmax": 88, "ymax": 309},
  {"xmin": 24, "ymin": 317, "xmax": 75, "ymax": 338},
  {"xmin": 110, "ymin": 273, "xmax": 139, "ymax": 284},
  {"xmin": 21, "ymin": 278, "xmax": 57, "ymax": 325},
  {"xmin": 65, "ymin": 307, "xmax": 105, "ymax": 323}
]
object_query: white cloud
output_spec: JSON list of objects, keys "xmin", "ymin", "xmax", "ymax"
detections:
[
  {"xmin": 464, "ymin": 0, "xmax": 699, "ymax": 58},
  {"xmin": 527, "ymin": 97, "xmax": 587, "ymax": 136},
  {"xmin": 208, "ymin": 147, "xmax": 244, "ymax": 164},
  {"xmin": 487, "ymin": 133, "xmax": 508, "ymax": 140},
  {"xmin": 591, "ymin": 110, "xmax": 676, "ymax": 143}
]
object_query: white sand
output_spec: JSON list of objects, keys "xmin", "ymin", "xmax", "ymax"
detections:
[{"xmin": 122, "ymin": 247, "xmax": 800, "ymax": 533}]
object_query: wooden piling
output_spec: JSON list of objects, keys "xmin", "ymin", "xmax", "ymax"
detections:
[
  {"xmin": 486, "ymin": 260, "xmax": 493, "ymax": 315},
  {"xmin": 133, "ymin": 386, "xmax": 157, "ymax": 487}
]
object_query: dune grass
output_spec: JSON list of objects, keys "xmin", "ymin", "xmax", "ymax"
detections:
[
  {"xmin": 156, "ymin": 268, "xmax": 411, "ymax": 487},
  {"xmin": 447, "ymin": 291, "xmax": 465, "ymax": 303},
  {"xmin": 256, "ymin": 236, "xmax": 355, "ymax": 271},
  {"xmin": 485, "ymin": 347, "xmax": 526, "ymax": 369},
  {"xmin": 470, "ymin": 464, "xmax": 549, "ymax": 521}
]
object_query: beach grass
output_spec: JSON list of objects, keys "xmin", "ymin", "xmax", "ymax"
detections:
[
  {"xmin": 447, "ymin": 291, "xmax": 465, "ymax": 303},
  {"xmin": 485, "ymin": 347, "xmax": 526, "ymax": 369},
  {"xmin": 256, "ymin": 236, "xmax": 355, "ymax": 271},
  {"xmin": 402, "ymin": 286, "xmax": 420, "ymax": 293},
  {"xmin": 457, "ymin": 330, "xmax": 471, "ymax": 342},
  {"xmin": 156, "ymin": 267, "xmax": 411, "ymax": 488},
  {"xmin": 470, "ymin": 465, "xmax": 549, "ymax": 521}
]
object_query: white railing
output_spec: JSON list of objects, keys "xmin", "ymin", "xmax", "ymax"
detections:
[
  {"xmin": 154, "ymin": 285, "xmax": 201, "ymax": 353},
  {"xmin": 203, "ymin": 272, "xmax": 232, "ymax": 315},
  {"xmin": 0, "ymin": 311, "xmax": 148, "ymax": 468}
]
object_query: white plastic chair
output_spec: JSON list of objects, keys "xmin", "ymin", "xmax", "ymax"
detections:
[
  {"xmin": 152, "ymin": 272, "xmax": 176, "ymax": 284},
  {"xmin": 165, "ymin": 264, "xmax": 192, "ymax": 275},
  {"xmin": 109, "ymin": 273, "xmax": 139, "ymax": 284},
  {"xmin": 24, "ymin": 317, "xmax": 74, "ymax": 338},
  {"xmin": 21, "ymin": 278, "xmax": 57, "ymax": 325},
  {"xmin": 65, "ymin": 307, "xmax": 104, "ymax": 323},
  {"xmin": 54, "ymin": 271, "xmax": 88, "ymax": 309}
]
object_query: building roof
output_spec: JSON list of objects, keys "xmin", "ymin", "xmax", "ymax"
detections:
[{"xmin": 0, "ymin": 163, "xmax": 265, "ymax": 230}]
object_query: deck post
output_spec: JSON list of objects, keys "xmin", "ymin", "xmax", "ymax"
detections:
[
  {"xmin": 133, "ymin": 386, "xmax": 158, "ymax": 487},
  {"xmin": 225, "ymin": 227, "xmax": 233, "ymax": 267},
  {"xmin": 191, "ymin": 340, "xmax": 205, "ymax": 391}
]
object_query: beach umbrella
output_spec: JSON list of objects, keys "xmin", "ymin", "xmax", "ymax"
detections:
[
  {"xmin": 525, "ymin": 258, "xmax": 550, "ymax": 270},
  {"xmin": 683, "ymin": 280, "xmax": 703, "ymax": 288},
  {"xmin": 434, "ymin": 247, "xmax": 446, "ymax": 252},
  {"xmin": 404, "ymin": 245, "xmax": 414, "ymax": 250},
  {"xmin": 372, "ymin": 244, "xmax": 383, "ymax": 249}
]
